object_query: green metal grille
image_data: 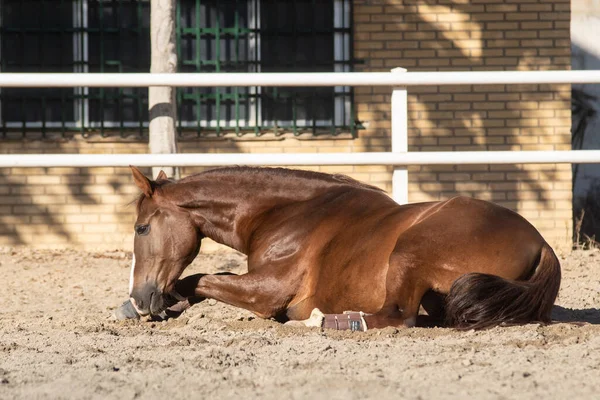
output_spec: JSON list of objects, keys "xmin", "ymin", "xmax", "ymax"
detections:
[
  {"xmin": 86, "ymin": 0, "xmax": 150, "ymax": 138},
  {"xmin": 0, "ymin": 0, "xmax": 356, "ymax": 139}
]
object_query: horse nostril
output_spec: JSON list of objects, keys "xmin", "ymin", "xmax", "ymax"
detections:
[
  {"xmin": 131, "ymin": 284, "xmax": 160, "ymax": 315},
  {"xmin": 150, "ymin": 290, "xmax": 167, "ymax": 315},
  {"xmin": 139, "ymin": 293, "xmax": 155, "ymax": 311}
]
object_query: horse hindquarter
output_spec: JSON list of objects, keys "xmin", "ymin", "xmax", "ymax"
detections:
[{"xmin": 388, "ymin": 196, "xmax": 560, "ymax": 329}]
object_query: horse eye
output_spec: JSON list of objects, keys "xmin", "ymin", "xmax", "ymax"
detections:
[{"xmin": 135, "ymin": 224, "xmax": 150, "ymax": 236}]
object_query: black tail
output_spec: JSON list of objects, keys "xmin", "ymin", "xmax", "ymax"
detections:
[{"xmin": 445, "ymin": 243, "xmax": 561, "ymax": 330}]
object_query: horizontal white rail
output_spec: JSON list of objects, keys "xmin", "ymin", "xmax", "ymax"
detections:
[
  {"xmin": 0, "ymin": 70, "xmax": 599, "ymax": 87},
  {"xmin": 1, "ymin": 151, "xmax": 599, "ymax": 168}
]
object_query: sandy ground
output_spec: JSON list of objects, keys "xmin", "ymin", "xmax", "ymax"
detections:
[{"xmin": 0, "ymin": 247, "xmax": 599, "ymax": 400}]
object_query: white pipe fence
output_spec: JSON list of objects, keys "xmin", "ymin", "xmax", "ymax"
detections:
[
  {"xmin": 0, "ymin": 70, "xmax": 600, "ymax": 87},
  {"xmin": 391, "ymin": 68, "xmax": 409, "ymax": 204},
  {"xmin": 2, "ymin": 151, "xmax": 600, "ymax": 168},
  {"xmin": 1, "ymin": 69, "xmax": 599, "ymax": 204}
]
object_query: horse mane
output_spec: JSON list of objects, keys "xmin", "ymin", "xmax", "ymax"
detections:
[
  {"xmin": 178, "ymin": 166, "xmax": 385, "ymax": 192},
  {"xmin": 130, "ymin": 167, "xmax": 384, "ymax": 213}
]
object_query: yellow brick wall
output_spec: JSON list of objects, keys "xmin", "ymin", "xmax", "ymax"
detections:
[
  {"xmin": 0, "ymin": 0, "xmax": 572, "ymax": 250},
  {"xmin": 353, "ymin": 0, "xmax": 572, "ymax": 249}
]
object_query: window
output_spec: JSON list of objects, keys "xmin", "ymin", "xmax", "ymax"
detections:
[
  {"xmin": 0, "ymin": 0, "xmax": 75, "ymax": 129},
  {"xmin": 86, "ymin": 0, "xmax": 151, "ymax": 131},
  {"xmin": 178, "ymin": 0, "xmax": 353, "ymax": 137},
  {"xmin": 0, "ymin": 0, "xmax": 150, "ymax": 136},
  {"xmin": 0, "ymin": 0, "xmax": 355, "ymax": 138}
]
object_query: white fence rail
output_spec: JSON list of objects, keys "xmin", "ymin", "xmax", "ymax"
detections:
[
  {"xmin": 1, "ymin": 151, "xmax": 600, "ymax": 168},
  {"xmin": 0, "ymin": 70, "xmax": 600, "ymax": 87},
  {"xmin": 1, "ymin": 70, "xmax": 599, "ymax": 204}
]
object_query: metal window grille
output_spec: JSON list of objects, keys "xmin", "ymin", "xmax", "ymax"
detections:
[
  {"xmin": 0, "ymin": 0, "xmax": 356, "ymax": 139},
  {"xmin": 0, "ymin": 0, "xmax": 76, "ymax": 135}
]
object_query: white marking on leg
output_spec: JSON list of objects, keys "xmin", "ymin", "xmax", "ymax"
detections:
[
  {"xmin": 284, "ymin": 308, "xmax": 325, "ymax": 328},
  {"xmin": 305, "ymin": 308, "xmax": 325, "ymax": 327}
]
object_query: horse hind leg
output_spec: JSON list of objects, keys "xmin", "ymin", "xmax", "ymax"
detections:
[
  {"xmin": 357, "ymin": 267, "xmax": 429, "ymax": 330},
  {"xmin": 285, "ymin": 308, "xmax": 371, "ymax": 331},
  {"xmin": 417, "ymin": 290, "xmax": 447, "ymax": 327},
  {"xmin": 284, "ymin": 305, "xmax": 419, "ymax": 331},
  {"xmin": 284, "ymin": 270, "xmax": 427, "ymax": 331},
  {"xmin": 284, "ymin": 281, "xmax": 425, "ymax": 331},
  {"xmin": 363, "ymin": 305, "xmax": 419, "ymax": 329}
]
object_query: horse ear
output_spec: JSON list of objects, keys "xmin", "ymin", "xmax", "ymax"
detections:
[
  {"xmin": 156, "ymin": 170, "xmax": 168, "ymax": 181},
  {"xmin": 130, "ymin": 166, "xmax": 154, "ymax": 197}
]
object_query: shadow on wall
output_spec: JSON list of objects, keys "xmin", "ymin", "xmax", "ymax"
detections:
[
  {"xmin": 0, "ymin": 135, "xmax": 246, "ymax": 248},
  {"xmin": 354, "ymin": 0, "xmax": 571, "ymax": 244},
  {"xmin": 0, "ymin": 139, "xmax": 146, "ymax": 247},
  {"xmin": 572, "ymin": 42, "xmax": 600, "ymax": 244},
  {"xmin": 0, "ymin": 0, "xmax": 576, "ymax": 246},
  {"xmin": 0, "ymin": 166, "xmax": 71, "ymax": 246}
]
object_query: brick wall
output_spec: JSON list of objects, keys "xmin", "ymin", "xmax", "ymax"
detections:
[
  {"xmin": 0, "ymin": 0, "xmax": 572, "ymax": 250},
  {"xmin": 353, "ymin": 0, "xmax": 572, "ymax": 248}
]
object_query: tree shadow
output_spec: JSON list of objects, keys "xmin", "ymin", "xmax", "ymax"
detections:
[
  {"xmin": 0, "ymin": 127, "xmax": 249, "ymax": 250},
  {"xmin": 0, "ymin": 168, "xmax": 71, "ymax": 246},
  {"xmin": 353, "ymin": 0, "xmax": 571, "ymax": 245},
  {"xmin": 0, "ymin": 2, "xmax": 575, "ymax": 248},
  {"xmin": 0, "ymin": 137, "xmax": 147, "ymax": 248}
]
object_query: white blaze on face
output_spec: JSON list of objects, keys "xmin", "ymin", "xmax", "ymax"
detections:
[
  {"xmin": 128, "ymin": 235, "xmax": 145, "ymax": 315},
  {"xmin": 129, "ymin": 248, "xmax": 136, "ymax": 296}
]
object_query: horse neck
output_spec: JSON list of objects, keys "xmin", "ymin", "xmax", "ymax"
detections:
[{"xmin": 167, "ymin": 170, "xmax": 333, "ymax": 253}]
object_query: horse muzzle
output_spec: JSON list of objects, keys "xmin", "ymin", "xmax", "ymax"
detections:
[{"xmin": 130, "ymin": 283, "xmax": 167, "ymax": 316}]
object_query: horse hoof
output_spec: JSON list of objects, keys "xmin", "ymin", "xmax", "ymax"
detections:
[
  {"xmin": 113, "ymin": 299, "xmax": 140, "ymax": 320},
  {"xmin": 154, "ymin": 308, "xmax": 183, "ymax": 321},
  {"xmin": 113, "ymin": 294, "xmax": 190, "ymax": 321},
  {"xmin": 150, "ymin": 299, "xmax": 191, "ymax": 321}
]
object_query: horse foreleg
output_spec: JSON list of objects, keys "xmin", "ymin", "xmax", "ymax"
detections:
[
  {"xmin": 174, "ymin": 271, "xmax": 294, "ymax": 319},
  {"xmin": 115, "ymin": 270, "xmax": 286, "ymax": 321},
  {"xmin": 113, "ymin": 291, "xmax": 193, "ymax": 321}
]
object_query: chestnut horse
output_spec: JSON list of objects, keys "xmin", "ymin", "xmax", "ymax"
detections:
[{"xmin": 119, "ymin": 166, "xmax": 561, "ymax": 331}]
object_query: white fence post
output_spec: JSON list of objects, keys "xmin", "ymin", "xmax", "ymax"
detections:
[{"xmin": 391, "ymin": 67, "xmax": 408, "ymax": 205}]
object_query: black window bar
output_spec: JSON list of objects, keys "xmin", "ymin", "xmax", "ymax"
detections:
[{"xmin": 0, "ymin": 0, "xmax": 357, "ymax": 139}]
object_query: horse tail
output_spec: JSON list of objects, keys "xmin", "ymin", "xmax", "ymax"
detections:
[{"xmin": 445, "ymin": 242, "xmax": 561, "ymax": 330}]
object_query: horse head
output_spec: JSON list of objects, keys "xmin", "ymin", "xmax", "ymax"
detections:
[{"xmin": 128, "ymin": 166, "xmax": 202, "ymax": 316}]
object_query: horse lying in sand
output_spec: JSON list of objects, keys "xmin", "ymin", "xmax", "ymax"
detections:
[{"xmin": 115, "ymin": 166, "xmax": 561, "ymax": 331}]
